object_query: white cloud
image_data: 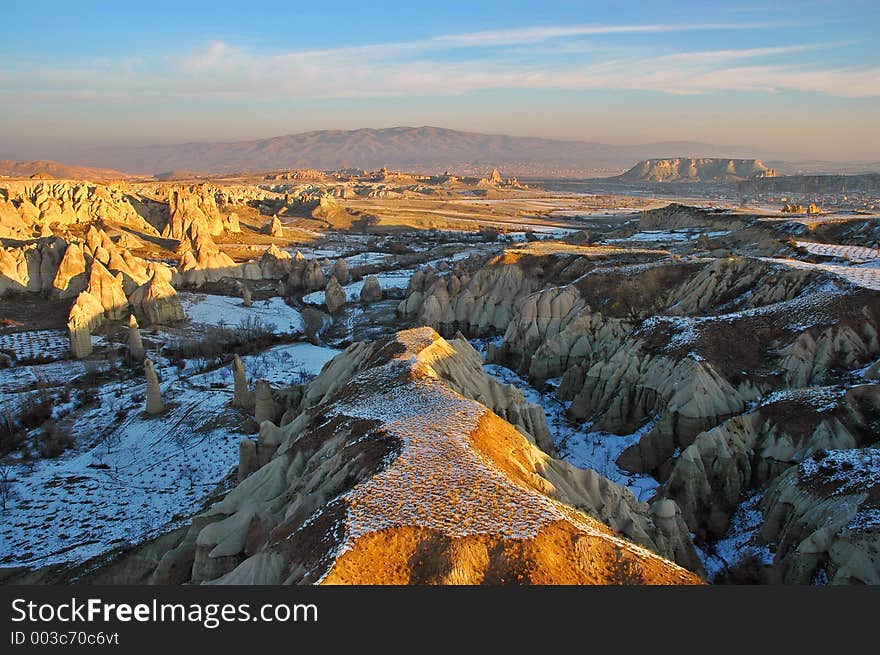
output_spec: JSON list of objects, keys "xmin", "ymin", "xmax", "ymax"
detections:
[{"xmin": 2, "ymin": 22, "xmax": 878, "ymax": 103}]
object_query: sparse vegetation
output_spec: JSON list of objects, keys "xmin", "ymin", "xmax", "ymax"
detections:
[{"xmin": 36, "ymin": 420, "xmax": 74, "ymax": 458}]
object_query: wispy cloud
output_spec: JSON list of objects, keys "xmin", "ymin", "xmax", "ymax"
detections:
[{"xmin": 2, "ymin": 22, "xmax": 877, "ymax": 103}]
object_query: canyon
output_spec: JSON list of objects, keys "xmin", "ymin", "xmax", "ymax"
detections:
[{"xmin": 1, "ymin": 165, "xmax": 879, "ymax": 585}]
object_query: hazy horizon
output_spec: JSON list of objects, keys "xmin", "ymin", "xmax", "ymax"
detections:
[{"xmin": 2, "ymin": 0, "xmax": 879, "ymax": 162}]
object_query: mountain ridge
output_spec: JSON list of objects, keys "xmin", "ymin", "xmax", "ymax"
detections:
[{"xmin": 58, "ymin": 126, "xmax": 762, "ymax": 178}]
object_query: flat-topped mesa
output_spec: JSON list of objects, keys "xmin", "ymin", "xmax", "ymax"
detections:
[
  {"xmin": 616, "ymin": 158, "xmax": 776, "ymax": 183},
  {"xmin": 144, "ymin": 359, "xmax": 164, "ymax": 414},
  {"xmin": 324, "ymin": 276, "xmax": 346, "ymax": 313},
  {"xmin": 128, "ymin": 314, "xmax": 145, "ymax": 361},
  {"xmin": 125, "ymin": 327, "xmax": 700, "ymax": 585}
]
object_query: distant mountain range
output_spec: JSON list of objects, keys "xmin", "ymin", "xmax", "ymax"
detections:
[
  {"xmin": 0, "ymin": 159, "xmax": 135, "ymax": 181},
  {"xmin": 53, "ymin": 126, "xmax": 766, "ymax": 178},
  {"xmin": 4, "ymin": 128, "xmax": 876, "ymax": 180}
]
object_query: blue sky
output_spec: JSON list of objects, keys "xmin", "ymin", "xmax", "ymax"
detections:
[{"xmin": 1, "ymin": 0, "xmax": 878, "ymax": 159}]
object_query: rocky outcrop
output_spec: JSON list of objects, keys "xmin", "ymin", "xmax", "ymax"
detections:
[
  {"xmin": 162, "ymin": 185, "xmax": 225, "ymax": 239},
  {"xmin": 224, "ymin": 212, "xmax": 241, "ymax": 233},
  {"xmin": 238, "ymin": 439, "xmax": 257, "ymax": 483},
  {"xmin": 0, "ymin": 181, "xmax": 158, "ymax": 236},
  {"xmin": 128, "ymin": 272, "xmax": 185, "ymax": 325},
  {"xmin": 118, "ymin": 328, "xmax": 699, "ymax": 585},
  {"xmin": 128, "ymin": 315, "xmax": 145, "ymax": 362},
  {"xmin": 253, "ymin": 380, "xmax": 277, "ymax": 425},
  {"xmin": 177, "ymin": 228, "xmax": 237, "ymax": 287},
  {"xmin": 324, "ymin": 276, "xmax": 346, "ymax": 314},
  {"xmin": 258, "ymin": 245, "xmax": 292, "ymax": 279},
  {"xmin": 231, "ymin": 355, "xmax": 254, "ymax": 411},
  {"xmin": 67, "ymin": 291, "xmax": 104, "ymax": 358},
  {"xmin": 780, "ymin": 323, "xmax": 878, "ymax": 387},
  {"xmin": 331, "ymin": 258, "xmax": 350, "ymax": 285},
  {"xmin": 301, "ymin": 258, "xmax": 325, "ymax": 292},
  {"xmin": 662, "ymin": 257, "xmax": 816, "ymax": 316},
  {"xmin": 52, "ymin": 241, "xmax": 90, "ymax": 298},
  {"xmin": 0, "ymin": 237, "xmax": 66, "ymax": 296},
  {"xmin": 760, "ymin": 448, "xmax": 880, "ymax": 584},
  {"xmin": 398, "ymin": 258, "xmax": 535, "ymax": 334},
  {"xmin": 264, "ymin": 215, "xmax": 283, "ymax": 238},
  {"xmin": 85, "ymin": 260, "xmax": 129, "ymax": 320},
  {"xmin": 657, "ymin": 385, "xmax": 877, "ymax": 542},
  {"xmin": 65, "ymin": 260, "xmax": 131, "ymax": 357},
  {"xmin": 144, "ymin": 359, "xmax": 164, "ymax": 414},
  {"xmin": 638, "ymin": 203, "xmax": 746, "ymax": 231},
  {"xmin": 359, "ymin": 275, "xmax": 382, "ymax": 303}
]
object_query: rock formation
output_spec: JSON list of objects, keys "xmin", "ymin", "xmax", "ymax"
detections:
[
  {"xmin": 302, "ymin": 258, "xmax": 325, "ymax": 291},
  {"xmin": 115, "ymin": 328, "xmax": 700, "ymax": 585},
  {"xmin": 52, "ymin": 241, "xmax": 90, "ymax": 298},
  {"xmin": 241, "ymin": 284, "xmax": 252, "ymax": 308},
  {"xmin": 0, "ymin": 180, "xmax": 158, "ymax": 237},
  {"xmin": 224, "ymin": 212, "xmax": 241, "ymax": 233},
  {"xmin": 128, "ymin": 314, "xmax": 146, "ymax": 362},
  {"xmin": 162, "ymin": 184, "xmax": 225, "ymax": 239},
  {"xmin": 128, "ymin": 271, "xmax": 185, "ymax": 325},
  {"xmin": 331, "ymin": 258, "xmax": 350, "ymax": 285},
  {"xmin": 85, "ymin": 260, "xmax": 129, "ymax": 320},
  {"xmin": 144, "ymin": 359, "xmax": 164, "ymax": 414},
  {"xmin": 264, "ymin": 215, "xmax": 283, "ymax": 238},
  {"xmin": 67, "ymin": 291, "xmax": 104, "ymax": 358},
  {"xmin": 324, "ymin": 276, "xmax": 346, "ymax": 314},
  {"xmin": 359, "ymin": 275, "xmax": 382, "ymax": 302},
  {"xmin": 231, "ymin": 355, "xmax": 254, "ymax": 410},
  {"xmin": 616, "ymin": 158, "xmax": 775, "ymax": 183},
  {"xmin": 253, "ymin": 380, "xmax": 276, "ymax": 425},
  {"xmin": 392, "ymin": 237, "xmax": 880, "ymax": 584},
  {"xmin": 258, "ymin": 245, "xmax": 292, "ymax": 279},
  {"xmin": 0, "ymin": 237, "xmax": 66, "ymax": 296},
  {"xmin": 761, "ymin": 448, "xmax": 880, "ymax": 584},
  {"xmin": 238, "ymin": 439, "xmax": 257, "ymax": 483}
]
